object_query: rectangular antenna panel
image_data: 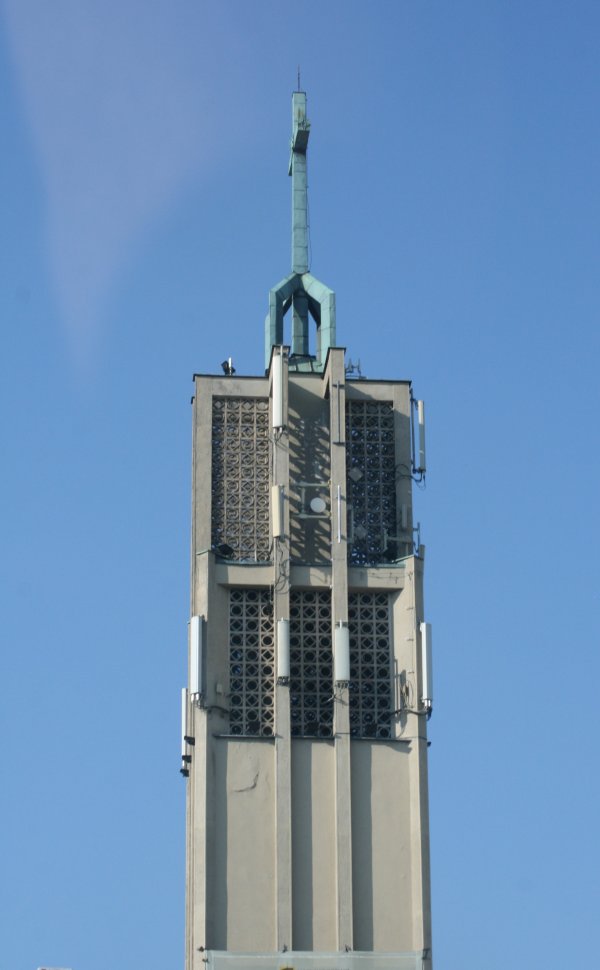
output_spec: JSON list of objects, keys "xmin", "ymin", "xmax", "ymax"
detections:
[
  {"xmin": 419, "ymin": 622, "xmax": 433, "ymax": 707},
  {"xmin": 272, "ymin": 352, "xmax": 284, "ymax": 428},
  {"xmin": 189, "ymin": 615, "xmax": 204, "ymax": 695},
  {"xmin": 417, "ymin": 400, "xmax": 426, "ymax": 472},
  {"xmin": 181, "ymin": 687, "xmax": 188, "ymax": 757},
  {"xmin": 334, "ymin": 623, "xmax": 350, "ymax": 683},
  {"xmin": 277, "ymin": 618, "xmax": 290, "ymax": 680}
]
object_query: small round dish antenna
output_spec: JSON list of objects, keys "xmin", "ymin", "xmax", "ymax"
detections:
[{"xmin": 309, "ymin": 496, "xmax": 327, "ymax": 514}]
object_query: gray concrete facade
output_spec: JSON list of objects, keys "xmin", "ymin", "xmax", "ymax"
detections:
[{"xmin": 183, "ymin": 346, "xmax": 433, "ymax": 970}]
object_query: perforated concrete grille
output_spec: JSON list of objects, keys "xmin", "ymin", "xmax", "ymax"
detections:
[
  {"xmin": 346, "ymin": 400, "xmax": 397, "ymax": 565},
  {"xmin": 229, "ymin": 588, "xmax": 275, "ymax": 736},
  {"xmin": 288, "ymin": 402, "xmax": 331, "ymax": 564},
  {"xmin": 290, "ymin": 589, "xmax": 334, "ymax": 737},
  {"xmin": 349, "ymin": 592, "xmax": 392, "ymax": 738},
  {"xmin": 211, "ymin": 398, "xmax": 270, "ymax": 561}
]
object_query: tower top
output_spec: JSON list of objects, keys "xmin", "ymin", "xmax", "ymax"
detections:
[{"xmin": 264, "ymin": 91, "xmax": 336, "ymax": 372}]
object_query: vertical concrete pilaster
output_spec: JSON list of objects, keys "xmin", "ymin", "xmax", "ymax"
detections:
[
  {"xmin": 189, "ymin": 708, "xmax": 208, "ymax": 970},
  {"xmin": 271, "ymin": 347, "xmax": 292, "ymax": 949},
  {"xmin": 188, "ymin": 543, "xmax": 214, "ymax": 969},
  {"xmin": 327, "ymin": 349, "xmax": 354, "ymax": 951},
  {"xmin": 186, "ymin": 384, "xmax": 212, "ymax": 970},
  {"xmin": 410, "ymin": 551, "xmax": 432, "ymax": 960}
]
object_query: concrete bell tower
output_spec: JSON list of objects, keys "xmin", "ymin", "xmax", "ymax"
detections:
[{"xmin": 182, "ymin": 91, "xmax": 433, "ymax": 970}]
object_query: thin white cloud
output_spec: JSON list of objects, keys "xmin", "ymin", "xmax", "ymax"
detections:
[{"xmin": 2, "ymin": 0, "xmax": 242, "ymax": 361}]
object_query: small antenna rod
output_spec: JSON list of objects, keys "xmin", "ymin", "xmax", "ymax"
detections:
[{"xmin": 297, "ymin": 65, "xmax": 301, "ymax": 91}]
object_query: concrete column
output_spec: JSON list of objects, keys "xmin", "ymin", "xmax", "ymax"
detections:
[
  {"xmin": 188, "ymin": 708, "xmax": 208, "ymax": 970},
  {"xmin": 186, "ymin": 385, "xmax": 211, "ymax": 970},
  {"xmin": 187, "ymin": 540, "xmax": 214, "ymax": 969},
  {"xmin": 271, "ymin": 347, "xmax": 292, "ymax": 949},
  {"xmin": 409, "ymin": 552, "xmax": 432, "ymax": 959},
  {"xmin": 327, "ymin": 349, "xmax": 354, "ymax": 951}
]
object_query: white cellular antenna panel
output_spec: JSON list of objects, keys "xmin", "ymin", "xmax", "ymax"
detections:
[
  {"xmin": 419, "ymin": 622, "xmax": 433, "ymax": 709},
  {"xmin": 272, "ymin": 351, "xmax": 284, "ymax": 428},
  {"xmin": 181, "ymin": 687, "xmax": 188, "ymax": 756},
  {"xmin": 334, "ymin": 623, "xmax": 350, "ymax": 683},
  {"xmin": 189, "ymin": 615, "xmax": 204, "ymax": 695},
  {"xmin": 277, "ymin": 618, "xmax": 290, "ymax": 680},
  {"xmin": 417, "ymin": 400, "xmax": 426, "ymax": 473}
]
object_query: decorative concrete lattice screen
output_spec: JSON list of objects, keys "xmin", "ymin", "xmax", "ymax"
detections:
[
  {"xmin": 290, "ymin": 589, "xmax": 334, "ymax": 737},
  {"xmin": 229, "ymin": 588, "xmax": 275, "ymax": 736},
  {"xmin": 288, "ymin": 404, "xmax": 331, "ymax": 564},
  {"xmin": 349, "ymin": 592, "xmax": 392, "ymax": 738},
  {"xmin": 345, "ymin": 400, "xmax": 397, "ymax": 565},
  {"xmin": 211, "ymin": 397, "xmax": 270, "ymax": 561}
]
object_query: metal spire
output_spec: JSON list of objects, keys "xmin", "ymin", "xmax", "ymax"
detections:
[
  {"xmin": 290, "ymin": 91, "xmax": 310, "ymax": 276},
  {"xmin": 264, "ymin": 90, "xmax": 336, "ymax": 372},
  {"xmin": 289, "ymin": 91, "xmax": 310, "ymax": 355}
]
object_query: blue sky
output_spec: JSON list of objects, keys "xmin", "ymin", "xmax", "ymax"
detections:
[{"xmin": 1, "ymin": 2, "xmax": 599, "ymax": 968}]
